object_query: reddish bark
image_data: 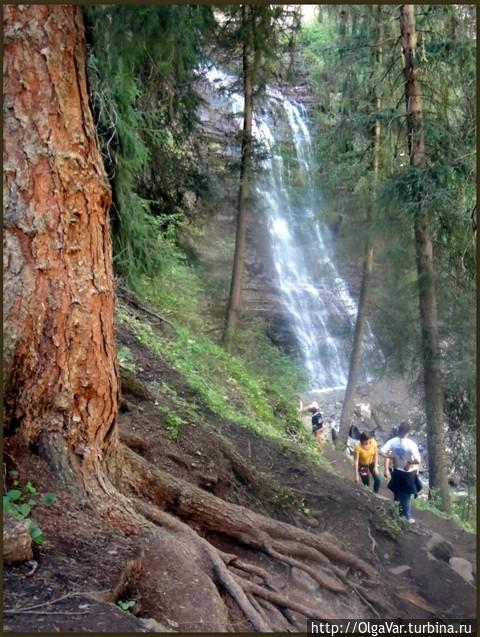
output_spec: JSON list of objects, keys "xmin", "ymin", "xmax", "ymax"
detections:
[{"xmin": 3, "ymin": 6, "xmax": 119, "ymax": 476}]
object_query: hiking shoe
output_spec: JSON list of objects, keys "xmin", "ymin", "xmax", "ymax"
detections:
[{"xmin": 407, "ymin": 518, "xmax": 416, "ymax": 524}]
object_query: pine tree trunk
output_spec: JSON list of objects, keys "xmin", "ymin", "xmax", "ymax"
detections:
[
  {"xmin": 400, "ymin": 4, "xmax": 451, "ymax": 512},
  {"xmin": 3, "ymin": 5, "xmax": 119, "ymax": 492},
  {"xmin": 339, "ymin": 242, "xmax": 374, "ymax": 441},
  {"xmin": 339, "ymin": 7, "xmax": 382, "ymax": 443},
  {"xmin": 223, "ymin": 4, "xmax": 254, "ymax": 352}
]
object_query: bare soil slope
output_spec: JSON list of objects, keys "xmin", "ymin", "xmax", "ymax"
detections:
[{"xmin": 4, "ymin": 300, "xmax": 476, "ymax": 632}]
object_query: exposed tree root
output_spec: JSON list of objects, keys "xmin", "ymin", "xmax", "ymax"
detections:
[
  {"xmin": 119, "ymin": 369, "xmax": 157, "ymax": 402},
  {"xmin": 238, "ymin": 577, "xmax": 335, "ymax": 619},
  {"xmin": 27, "ymin": 429, "xmax": 388, "ymax": 628},
  {"xmin": 113, "ymin": 444, "xmax": 378, "ymax": 580},
  {"xmin": 33, "ymin": 431, "xmax": 386, "ymax": 629},
  {"xmin": 257, "ymin": 597, "xmax": 296, "ymax": 632},
  {"xmin": 267, "ymin": 543, "xmax": 345, "ymax": 593},
  {"xmin": 223, "ymin": 554, "xmax": 279, "ymax": 591},
  {"xmin": 207, "ymin": 430, "xmax": 283, "ymax": 495},
  {"xmin": 248, "ymin": 595, "xmax": 272, "ymax": 628},
  {"xmin": 133, "ymin": 498, "xmax": 272, "ymax": 631},
  {"xmin": 98, "ymin": 444, "xmax": 389, "ymax": 628},
  {"xmin": 116, "ymin": 280, "xmax": 176, "ymax": 331},
  {"xmin": 36, "ymin": 432, "xmax": 144, "ymax": 535},
  {"xmin": 133, "ymin": 497, "xmax": 342, "ymax": 629},
  {"xmin": 108, "ymin": 547, "xmax": 145, "ymax": 605}
]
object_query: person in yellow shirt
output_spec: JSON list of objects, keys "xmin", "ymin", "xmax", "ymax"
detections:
[{"xmin": 354, "ymin": 432, "xmax": 381, "ymax": 494}]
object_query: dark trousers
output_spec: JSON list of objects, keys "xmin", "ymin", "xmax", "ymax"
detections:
[
  {"xmin": 394, "ymin": 491, "xmax": 412, "ymax": 520},
  {"xmin": 387, "ymin": 469, "xmax": 419, "ymax": 520},
  {"xmin": 359, "ymin": 463, "xmax": 381, "ymax": 494}
]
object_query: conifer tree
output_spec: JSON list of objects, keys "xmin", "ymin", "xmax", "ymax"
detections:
[
  {"xmin": 85, "ymin": 6, "xmax": 212, "ymax": 288},
  {"xmin": 222, "ymin": 4, "xmax": 301, "ymax": 351},
  {"xmin": 301, "ymin": 7, "xmax": 475, "ymax": 517},
  {"xmin": 223, "ymin": 4, "xmax": 255, "ymax": 351},
  {"xmin": 3, "ymin": 4, "xmax": 122, "ymax": 512},
  {"xmin": 339, "ymin": 5, "xmax": 384, "ymax": 443},
  {"xmin": 399, "ymin": 4, "xmax": 451, "ymax": 512}
]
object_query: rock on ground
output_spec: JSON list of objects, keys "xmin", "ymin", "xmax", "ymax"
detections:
[{"xmin": 3, "ymin": 514, "xmax": 32, "ymax": 564}]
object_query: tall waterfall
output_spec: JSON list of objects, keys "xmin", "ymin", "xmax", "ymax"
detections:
[{"xmin": 203, "ymin": 67, "xmax": 377, "ymax": 390}]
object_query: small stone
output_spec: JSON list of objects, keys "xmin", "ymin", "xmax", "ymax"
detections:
[
  {"xmin": 166, "ymin": 618, "xmax": 179, "ymax": 628},
  {"xmin": 140, "ymin": 618, "xmax": 172, "ymax": 632},
  {"xmin": 26, "ymin": 560, "xmax": 39, "ymax": 577},
  {"xmin": 388, "ymin": 564, "xmax": 411, "ymax": 576},
  {"xmin": 3, "ymin": 514, "xmax": 33, "ymax": 563},
  {"xmin": 430, "ymin": 540, "xmax": 454, "ymax": 563},
  {"xmin": 383, "ymin": 553, "xmax": 390, "ymax": 559},
  {"xmin": 449, "ymin": 557, "xmax": 473, "ymax": 583},
  {"xmin": 427, "ymin": 532, "xmax": 455, "ymax": 563}
]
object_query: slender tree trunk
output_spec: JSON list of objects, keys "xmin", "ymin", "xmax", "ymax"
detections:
[
  {"xmin": 400, "ymin": 4, "xmax": 451, "ymax": 512},
  {"xmin": 223, "ymin": 4, "xmax": 254, "ymax": 352},
  {"xmin": 3, "ymin": 5, "xmax": 120, "ymax": 496},
  {"xmin": 339, "ymin": 7, "xmax": 382, "ymax": 443},
  {"xmin": 339, "ymin": 243, "xmax": 374, "ymax": 441}
]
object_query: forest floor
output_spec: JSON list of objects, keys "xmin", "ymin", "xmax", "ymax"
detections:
[{"xmin": 4, "ymin": 300, "xmax": 476, "ymax": 633}]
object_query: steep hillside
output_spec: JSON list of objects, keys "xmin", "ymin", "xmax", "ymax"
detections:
[{"xmin": 4, "ymin": 286, "xmax": 475, "ymax": 632}]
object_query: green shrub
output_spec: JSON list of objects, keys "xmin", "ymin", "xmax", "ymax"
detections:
[
  {"xmin": 163, "ymin": 410, "xmax": 184, "ymax": 440},
  {"xmin": 117, "ymin": 346, "xmax": 137, "ymax": 373},
  {"xmin": 413, "ymin": 493, "xmax": 476, "ymax": 534},
  {"xmin": 3, "ymin": 475, "xmax": 56, "ymax": 544}
]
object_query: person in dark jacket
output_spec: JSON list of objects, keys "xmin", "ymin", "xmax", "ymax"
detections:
[
  {"xmin": 309, "ymin": 404, "xmax": 324, "ymax": 449},
  {"xmin": 380, "ymin": 421, "xmax": 421, "ymax": 523}
]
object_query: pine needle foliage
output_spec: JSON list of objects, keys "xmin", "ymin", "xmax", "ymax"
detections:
[
  {"xmin": 84, "ymin": 5, "xmax": 213, "ymax": 288},
  {"xmin": 299, "ymin": 5, "xmax": 475, "ymax": 383}
]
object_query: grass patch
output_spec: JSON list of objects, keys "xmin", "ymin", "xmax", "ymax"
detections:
[
  {"xmin": 413, "ymin": 494, "xmax": 476, "ymax": 534},
  {"xmin": 117, "ymin": 345, "xmax": 137, "ymax": 373},
  {"xmin": 162, "ymin": 409, "xmax": 184, "ymax": 441},
  {"xmin": 134, "ymin": 245, "xmax": 212, "ymax": 333},
  {"xmin": 117, "ymin": 303, "xmax": 333, "ymax": 470},
  {"xmin": 153, "ymin": 381, "xmax": 200, "ymax": 422},
  {"xmin": 371, "ymin": 501, "xmax": 406, "ymax": 539}
]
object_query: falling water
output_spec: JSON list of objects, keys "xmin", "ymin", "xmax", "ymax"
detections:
[{"xmin": 202, "ymin": 67, "xmax": 378, "ymax": 390}]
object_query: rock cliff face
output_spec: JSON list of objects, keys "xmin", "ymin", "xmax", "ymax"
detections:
[
  {"xmin": 176, "ymin": 75, "xmax": 282, "ymax": 351},
  {"xmin": 182, "ymin": 71, "xmax": 323, "ymax": 355}
]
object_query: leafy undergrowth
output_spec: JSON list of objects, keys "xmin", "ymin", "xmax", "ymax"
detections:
[{"xmin": 413, "ymin": 494, "xmax": 476, "ymax": 534}]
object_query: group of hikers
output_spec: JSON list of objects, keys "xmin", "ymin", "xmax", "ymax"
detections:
[{"xmin": 304, "ymin": 403, "xmax": 422, "ymax": 523}]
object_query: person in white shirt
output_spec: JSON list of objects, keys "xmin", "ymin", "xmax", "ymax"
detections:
[{"xmin": 380, "ymin": 421, "xmax": 422, "ymax": 523}]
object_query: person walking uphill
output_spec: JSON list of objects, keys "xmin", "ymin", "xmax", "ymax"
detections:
[
  {"xmin": 380, "ymin": 421, "xmax": 422, "ymax": 523},
  {"xmin": 309, "ymin": 403, "xmax": 324, "ymax": 449},
  {"xmin": 354, "ymin": 432, "xmax": 381, "ymax": 494}
]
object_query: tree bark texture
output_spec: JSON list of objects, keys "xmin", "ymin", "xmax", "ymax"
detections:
[
  {"xmin": 400, "ymin": 4, "xmax": 451, "ymax": 512},
  {"xmin": 339, "ymin": 7, "xmax": 382, "ymax": 442},
  {"xmin": 223, "ymin": 4, "xmax": 254, "ymax": 351},
  {"xmin": 3, "ymin": 6, "xmax": 119, "ymax": 476}
]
